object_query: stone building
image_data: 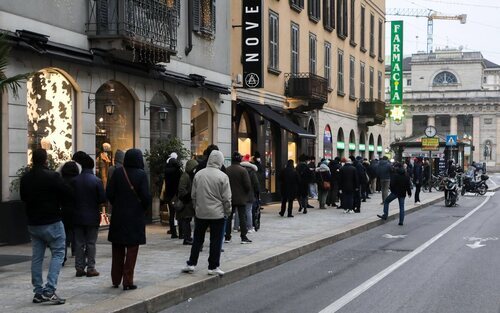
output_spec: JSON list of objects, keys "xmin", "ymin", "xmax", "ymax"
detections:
[{"xmin": 386, "ymin": 49, "xmax": 500, "ymax": 171}]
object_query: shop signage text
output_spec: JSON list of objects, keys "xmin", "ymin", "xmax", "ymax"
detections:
[
  {"xmin": 390, "ymin": 21, "xmax": 403, "ymax": 105},
  {"xmin": 421, "ymin": 137, "xmax": 439, "ymax": 151},
  {"xmin": 242, "ymin": 0, "xmax": 263, "ymax": 88}
]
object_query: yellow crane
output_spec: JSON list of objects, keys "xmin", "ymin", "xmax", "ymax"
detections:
[{"xmin": 386, "ymin": 8, "xmax": 467, "ymax": 53}]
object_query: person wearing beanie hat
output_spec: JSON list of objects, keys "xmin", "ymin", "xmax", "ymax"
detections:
[
  {"xmin": 242, "ymin": 154, "xmax": 251, "ymax": 162},
  {"xmin": 164, "ymin": 151, "xmax": 183, "ymax": 239}
]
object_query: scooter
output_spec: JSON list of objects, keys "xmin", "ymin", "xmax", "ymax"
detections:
[
  {"xmin": 461, "ymin": 174, "xmax": 489, "ymax": 196},
  {"xmin": 444, "ymin": 176, "xmax": 459, "ymax": 207}
]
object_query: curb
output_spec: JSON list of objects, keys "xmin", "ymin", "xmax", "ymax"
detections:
[{"xmin": 79, "ymin": 189, "xmax": 500, "ymax": 313}]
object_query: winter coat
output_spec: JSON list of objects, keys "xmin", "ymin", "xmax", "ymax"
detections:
[
  {"xmin": 377, "ymin": 159, "xmax": 392, "ymax": 180},
  {"xmin": 339, "ymin": 163, "xmax": 360, "ymax": 193},
  {"xmin": 59, "ymin": 161, "xmax": 81, "ymax": 230},
  {"xmin": 329, "ymin": 160, "xmax": 341, "ymax": 184},
  {"xmin": 226, "ymin": 162, "xmax": 252, "ymax": 206},
  {"xmin": 20, "ymin": 165, "xmax": 71, "ymax": 226},
  {"xmin": 164, "ymin": 157, "xmax": 182, "ymax": 200},
  {"xmin": 107, "ymin": 149, "xmax": 151, "ymax": 246},
  {"xmin": 296, "ymin": 162, "xmax": 312, "ymax": 197},
  {"xmin": 241, "ymin": 161, "xmax": 260, "ymax": 202},
  {"xmin": 191, "ymin": 151, "xmax": 232, "ymax": 219},
  {"xmin": 413, "ymin": 163, "xmax": 423, "ymax": 185},
  {"xmin": 177, "ymin": 159, "xmax": 198, "ymax": 219},
  {"xmin": 196, "ymin": 156, "xmax": 226, "ymax": 173},
  {"xmin": 390, "ymin": 168, "xmax": 412, "ymax": 198},
  {"xmin": 73, "ymin": 168, "xmax": 106, "ymax": 226},
  {"xmin": 280, "ymin": 164, "xmax": 300, "ymax": 200},
  {"xmin": 368, "ymin": 160, "xmax": 379, "ymax": 179},
  {"xmin": 355, "ymin": 161, "xmax": 369, "ymax": 185},
  {"xmin": 316, "ymin": 164, "xmax": 332, "ymax": 191},
  {"xmin": 107, "ymin": 149, "xmax": 125, "ymax": 183}
]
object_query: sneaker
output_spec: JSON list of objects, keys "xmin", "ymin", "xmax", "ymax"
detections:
[
  {"xmin": 41, "ymin": 291, "xmax": 66, "ymax": 305},
  {"xmin": 247, "ymin": 228, "xmax": 255, "ymax": 233},
  {"xmin": 33, "ymin": 293, "xmax": 47, "ymax": 304},
  {"xmin": 181, "ymin": 265, "xmax": 195, "ymax": 273},
  {"xmin": 241, "ymin": 237, "xmax": 252, "ymax": 244},
  {"xmin": 224, "ymin": 238, "xmax": 231, "ymax": 243},
  {"xmin": 208, "ymin": 267, "xmax": 225, "ymax": 276}
]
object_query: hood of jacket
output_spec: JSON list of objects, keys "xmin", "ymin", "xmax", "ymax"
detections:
[
  {"xmin": 114, "ymin": 150, "xmax": 125, "ymax": 165},
  {"xmin": 207, "ymin": 150, "xmax": 224, "ymax": 169},
  {"xmin": 185, "ymin": 159, "xmax": 198, "ymax": 174},
  {"xmin": 240, "ymin": 161, "xmax": 258, "ymax": 172},
  {"xmin": 123, "ymin": 149, "xmax": 144, "ymax": 169},
  {"xmin": 60, "ymin": 161, "xmax": 81, "ymax": 179},
  {"xmin": 317, "ymin": 164, "xmax": 330, "ymax": 172}
]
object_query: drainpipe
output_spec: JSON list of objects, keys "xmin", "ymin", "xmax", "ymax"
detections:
[{"xmin": 185, "ymin": 0, "xmax": 193, "ymax": 56}]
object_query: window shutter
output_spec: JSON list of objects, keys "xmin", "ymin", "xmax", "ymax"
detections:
[
  {"xmin": 212, "ymin": 0, "xmax": 216, "ymax": 34},
  {"xmin": 97, "ymin": 0, "xmax": 109, "ymax": 33},
  {"xmin": 176, "ymin": 0, "xmax": 181, "ymax": 21},
  {"xmin": 343, "ymin": 0, "xmax": 348, "ymax": 36},
  {"xmin": 193, "ymin": 0, "xmax": 201, "ymax": 32}
]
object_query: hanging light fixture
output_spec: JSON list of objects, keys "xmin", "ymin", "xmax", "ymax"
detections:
[
  {"xmin": 159, "ymin": 107, "xmax": 169, "ymax": 121},
  {"xmin": 104, "ymin": 100, "xmax": 116, "ymax": 115}
]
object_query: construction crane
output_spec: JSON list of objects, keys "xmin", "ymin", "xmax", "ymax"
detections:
[{"xmin": 386, "ymin": 8, "xmax": 467, "ymax": 53}]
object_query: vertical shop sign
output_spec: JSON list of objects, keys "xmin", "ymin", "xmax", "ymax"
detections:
[
  {"xmin": 390, "ymin": 21, "xmax": 403, "ymax": 105},
  {"xmin": 242, "ymin": 0, "xmax": 263, "ymax": 88}
]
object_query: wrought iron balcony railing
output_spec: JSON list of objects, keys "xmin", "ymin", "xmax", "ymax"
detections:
[
  {"xmin": 86, "ymin": 0, "xmax": 178, "ymax": 64},
  {"xmin": 285, "ymin": 72, "xmax": 328, "ymax": 106}
]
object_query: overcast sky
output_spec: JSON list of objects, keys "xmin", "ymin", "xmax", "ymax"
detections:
[{"xmin": 385, "ymin": 0, "xmax": 500, "ymax": 64}]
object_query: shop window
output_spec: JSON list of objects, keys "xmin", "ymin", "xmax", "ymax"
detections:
[
  {"xmin": 27, "ymin": 69, "xmax": 74, "ymax": 165},
  {"xmin": 265, "ymin": 120, "xmax": 276, "ymax": 193},
  {"xmin": 324, "ymin": 125, "xmax": 333, "ymax": 159},
  {"xmin": 191, "ymin": 98, "xmax": 213, "ymax": 157},
  {"xmin": 337, "ymin": 127, "xmax": 345, "ymax": 157},
  {"xmin": 287, "ymin": 132, "xmax": 297, "ymax": 165},
  {"xmin": 349, "ymin": 130, "xmax": 356, "ymax": 156},
  {"xmin": 150, "ymin": 91, "xmax": 177, "ymax": 145},
  {"xmin": 238, "ymin": 113, "xmax": 252, "ymax": 157},
  {"xmin": 307, "ymin": 120, "xmax": 316, "ymax": 157}
]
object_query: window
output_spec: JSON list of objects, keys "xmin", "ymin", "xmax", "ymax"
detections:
[
  {"xmin": 308, "ymin": 0, "xmax": 320, "ymax": 21},
  {"xmin": 433, "ymin": 71, "xmax": 458, "ymax": 85},
  {"xmin": 324, "ymin": 41, "xmax": 332, "ymax": 88},
  {"xmin": 193, "ymin": 0, "xmax": 216, "ymax": 36},
  {"xmin": 369, "ymin": 13, "xmax": 375, "ymax": 57},
  {"xmin": 360, "ymin": 62, "xmax": 365, "ymax": 100},
  {"xmin": 349, "ymin": 56, "xmax": 355, "ymax": 99},
  {"xmin": 369, "ymin": 66, "xmax": 374, "ymax": 99},
  {"xmin": 378, "ymin": 19, "xmax": 383, "ymax": 61},
  {"xmin": 290, "ymin": 0, "xmax": 305, "ymax": 12},
  {"xmin": 323, "ymin": 0, "xmax": 335, "ymax": 31},
  {"xmin": 269, "ymin": 11, "xmax": 279, "ymax": 72},
  {"xmin": 360, "ymin": 5, "xmax": 366, "ymax": 51},
  {"xmin": 336, "ymin": 0, "xmax": 348, "ymax": 38},
  {"xmin": 309, "ymin": 33, "xmax": 317, "ymax": 74},
  {"xmin": 349, "ymin": 0, "xmax": 356, "ymax": 45},
  {"xmin": 377, "ymin": 71, "xmax": 382, "ymax": 100},
  {"xmin": 338, "ymin": 49, "xmax": 344, "ymax": 95},
  {"xmin": 407, "ymin": 79, "xmax": 412, "ymax": 86},
  {"xmin": 291, "ymin": 23, "xmax": 300, "ymax": 74}
]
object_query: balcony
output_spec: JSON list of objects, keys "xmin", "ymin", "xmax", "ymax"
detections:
[
  {"xmin": 357, "ymin": 99, "xmax": 386, "ymax": 126},
  {"xmin": 285, "ymin": 73, "xmax": 328, "ymax": 110},
  {"xmin": 85, "ymin": 0, "xmax": 178, "ymax": 64}
]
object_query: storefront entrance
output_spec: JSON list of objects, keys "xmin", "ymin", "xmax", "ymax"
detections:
[
  {"xmin": 337, "ymin": 128, "xmax": 345, "ymax": 157},
  {"xmin": 191, "ymin": 98, "xmax": 213, "ymax": 157}
]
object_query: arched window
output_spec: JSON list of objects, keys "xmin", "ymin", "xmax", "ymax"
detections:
[
  {"xmin": 337, "ymin": 127, "xmax": 345, "ymax": 157},
  {"xmin": 323, "ymin": 125, "xmax": 332, "ymax": 159},
  {"xmin": 433, "ymin": 71, "xmax": 458, "ymax": 85},
  {"xmin": 349, "ymin": 130, "xmax": 356, "ymax": 156},
  {"xmin": 238, "ymin": 112, "xmax": 252, "ymax": 156},
  {"xmin": 191, "ymin": 98, "xmax": 213, "ymax": 157}
]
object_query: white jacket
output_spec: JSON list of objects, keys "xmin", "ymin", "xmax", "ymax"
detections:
[{"xmin": 191, "ymin": 150, "xmax": 232, "ymax": 219}]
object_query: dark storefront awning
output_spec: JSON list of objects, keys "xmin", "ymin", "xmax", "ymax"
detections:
[{"xmin": 242, "ymin": 101, "xmax": 315, "ymax": 139}]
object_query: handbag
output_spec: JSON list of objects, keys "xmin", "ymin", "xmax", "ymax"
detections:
[
  {"xmin": 320, "ymin": 172, "xmax": 331, "ymax": 190},
  {"xmin": 173, "ymin": 196, "xmax": 184, "ymax": 212}
]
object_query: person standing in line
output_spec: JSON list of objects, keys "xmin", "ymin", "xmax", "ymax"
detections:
[
  {"xmin": 377, "ymin": 163, "xmax": 412, "ymax": 225},
  {"xmin": 363, "ymin": 158, "xmax": 373, "ymax": 198},
  {"xmin": 296, "ymin": 154, "xmax": 312, "ymax": 213},
  {"xmin": 182, "ymin": 150, "xmax": 231, "ymax": 276},
  {"xmin": 355, "ymin": 156, "xmax": 368, "ymax": 203},
  {"xmin": 307, "ymin": 157, "xmax": 318, "ymax": 199},
  {"xmin": 339, "ymin": 157, "xmax": 359, "ymax": 213},
  {"xmin": 225, "ymin": 152, "xmax": 252, "ymax": 244},
  {"xmin": 316, "ymin": 161, "xmax": 332, "ymax": 210},
  {"xmin": 423, "ymin": 158, "xmax": 431, "ymax": 192},
  {"xmin": 240, "ymin": 154, "xmax": 260, "ymax": 231},
  {"xmin": 329, "ymin": 157, "xmax": 342, "ymax": 208},
  {"xmin": 107, "ymin": 149, "xmax": 152, "ymax": 290},
  {"xmin": 20, "ymin": 148, "xmax": 70, "ymax": 305},
  {"xmin": 196, "ymin": 144, "xmax": 226, "ymax": 173},
  {"xmin": 164, "ymin": 152, "xmax": 182, "ymax": 239},
  {"xmin": 279, "ymin": 159, "xmax": 300, "ymax": 217},
  {"xmin": 413, "ymin": 158, "xmax": 423, "ymax": 203},
  {"xmin": 177, "ymin": 159, "xmax": 198, "ymax": 245},
  {"xmin": 369, "ymin": 158, "xmax": 379, "ymax": 194},
  {"xmin": 377, "ymin": 156, "xmax": 392, "ymax": 204},
  {"xmin": 107, "ymin": 149, "xmax": 125, "ymax": 182},
  {"xmin": 72, "ymin": 154, "xmax": 106, "ymax": 278}
]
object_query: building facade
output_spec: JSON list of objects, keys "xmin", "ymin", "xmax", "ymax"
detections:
[
  {"xmin": 232, "ymin": 0, "xmax": 386, "ymax": 201},
  {"xmin": 386, "ymin": 49, "xmax": 500, "ymax": 171}
]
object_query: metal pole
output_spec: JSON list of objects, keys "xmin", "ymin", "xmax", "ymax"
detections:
[{"xmin": 429, "ymin": 150, "xmax": 432, "ymax": 192}]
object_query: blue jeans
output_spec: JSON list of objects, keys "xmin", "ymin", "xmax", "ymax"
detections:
[
  {"xmin": 383, "ymin": 193, "xmax": 406, "ymax": 224},
  {"xmin": 28, "ymin": 221, "xmax": 66, "ymax": 294}
]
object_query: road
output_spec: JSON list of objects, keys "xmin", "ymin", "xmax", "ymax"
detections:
[{"xmin": 162, "ymin": 174, "xmax": 500, "ymax": 313}]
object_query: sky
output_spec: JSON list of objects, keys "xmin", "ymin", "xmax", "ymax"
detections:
[{"xmin": 385, "ymin": 0, "xmax": 500, "ymax": 64}]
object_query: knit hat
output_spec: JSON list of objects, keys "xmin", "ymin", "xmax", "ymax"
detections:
[
  {"xmin": 169, "ymin": 152, "xmax": 178, "ymax": 159},
  {"xmin": 242, "ymin": 154, "xmax": 251, "ymax": 162}
]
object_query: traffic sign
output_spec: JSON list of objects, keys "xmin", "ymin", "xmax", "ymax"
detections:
[
  {"xmin": 421, "ymin": 137, "xmax": 439, "ymax": 151},
  {"xmin": 446, "ymin": 135, "xmax": 458, "ymax": 146}
]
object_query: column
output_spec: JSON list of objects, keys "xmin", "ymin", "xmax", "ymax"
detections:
[
  {"xmin": 405, "ymin": 115, "xmax": 413, "ymax": 137},
  {"xmin": 473, "ymin": 115, "xmax": 481, "ymax": 162},
  {"xmin": 450, "ymin": 114, "xmax": 458, "ymax": 135},
  {"xmin": 427, "ymin": 114, "xmax": 435, "ymax": 127}
]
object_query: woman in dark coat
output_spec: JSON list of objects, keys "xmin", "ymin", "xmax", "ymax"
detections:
[
  {"xmin": 59, "ymin": 161, "xmax": 80, "ymax": 266},
  {"xmin": 177, "ymin": 159, "xmax": 198, "ymax": 245},
  {"xmin": 279, "ymin": 160, "xmax": 299, "ymax": 217},
  {"xmin": 106, "ymin": 149, "xmax": 151, "ymax": 290}
]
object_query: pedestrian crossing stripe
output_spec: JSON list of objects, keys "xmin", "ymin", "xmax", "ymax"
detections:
[{"xmin": 463, "ymin": 192, "xmax": 495, "ymax": 197}]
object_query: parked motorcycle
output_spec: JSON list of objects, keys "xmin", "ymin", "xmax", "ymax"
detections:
[
  {"xmin": 460, "ymin": 174, "xmax": 489, "ymax": 196},
  {"xmin": 444, "ymin": 176, "xmax": 459, "ymax": 207}
]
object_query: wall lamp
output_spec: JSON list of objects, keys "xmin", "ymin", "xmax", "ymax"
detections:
[
  {"xmin": 144, "ymin": 104, "xmax": 169, "ymax": 121},
  {"xmin": 88, "ymin": 94, "xmax": 116, "ymax": 115}
]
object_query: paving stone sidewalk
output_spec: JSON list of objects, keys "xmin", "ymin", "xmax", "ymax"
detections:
[{"xmin": 0, "ymin": 191, "xmax": 444, "ymax": 313}]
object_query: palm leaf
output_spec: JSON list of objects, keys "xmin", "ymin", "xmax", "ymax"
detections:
[{"xmin": 0, "ymin": 33, "xmax": 32, "ymax": 98}]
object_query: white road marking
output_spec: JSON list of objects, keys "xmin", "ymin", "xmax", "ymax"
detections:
[
  {"xmin": 466, "ymin": 241, "xmax": 486, "ymax": 249},
  {"xmin": 488, "ymin": 178, "xmax": 498, "ymax": 187},
  {"xmin": 319, "ymin": 196, "xmax": 492, "ymax": 313},
  {"xmin": 382, "ymin": 234, "xmax": 407, "ymax": 239}
]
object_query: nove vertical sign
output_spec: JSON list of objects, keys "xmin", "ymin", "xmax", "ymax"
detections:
[
  {"xmin": 242, "ymin": 0, "xmax": 263, "ymax": 88},
  {"xmin": 390, "ymin": 21, "xmax": 403, "ymax": 105}
]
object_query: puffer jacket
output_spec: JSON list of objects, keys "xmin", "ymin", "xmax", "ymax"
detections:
[
  {"xmin": 191, "ymin": 151, "xmax": 232, "ymax": 219},
  {"xmin": 240, "ymin": 161, "xmax": 260, "ymax": 202},
  {"xmin": 177, "ymin": 159, "xmax": 198, "ymax": 219}
]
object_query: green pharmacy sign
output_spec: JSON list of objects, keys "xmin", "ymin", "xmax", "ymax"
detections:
[{"xmin": 390, "ymin": 21, "xmax": 403, "ymax": 105}]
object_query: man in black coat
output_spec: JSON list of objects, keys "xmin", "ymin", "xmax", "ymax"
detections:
[
  {"xmin": 20, "ymin": 148, "xmax": 70, "ymax": 305},
  {"xmin": 164, "ymin": 152, "xmax": 182, "ymax": 238},
  {"xmin": 377, "ymin": 163, "xmax": 412, "ymax": 225},
  {"xmin": 355, "ymin": 156, "xmax": 369, "ymax": 207},
  {"xmin": 296, "ymin": 154, "xmax": 312, "ymax": 213},
  {"xmin": 279, "ymin": 160, "xmax": 300, "ymax": 217},
  {"xmin": 329, "ymin": 157, "xmax": 342, "ymax": 208},
  {"xmin": 412, "ymin": 158, "xmax": 423, "ymax": 203},
  {"xmin": 339, "ymin": 157, "xmax": 359, "ymax": 213}
]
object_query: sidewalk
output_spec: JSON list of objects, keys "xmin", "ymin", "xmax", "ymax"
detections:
[{"xmin": 1, "ymin": 191, "xmax": 445, "ymax": 313}]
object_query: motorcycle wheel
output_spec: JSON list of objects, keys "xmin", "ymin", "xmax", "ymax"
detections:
[
  {"xmin": 477, "ymin": 185, "xmax": 487, "ymax": 196},
  {"xmin": 445, "ymin": 198, "xmax": 452, "ymax": 207},
  {"xmin": 461, "ymin": 187, "xmax": 466, "ymax": 196}
]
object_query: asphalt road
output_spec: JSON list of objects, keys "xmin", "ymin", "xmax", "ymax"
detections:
[{"xmin": 162, "ymin": 174, "xmax": 500, "ymax": 313}]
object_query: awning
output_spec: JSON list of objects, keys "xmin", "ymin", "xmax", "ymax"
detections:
[{"xmin": 242, "ymin": 101, "xmax": 315, "ymax": 139}]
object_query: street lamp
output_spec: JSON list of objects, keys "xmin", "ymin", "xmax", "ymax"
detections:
[
  {"xmin": 158, "ymin": 107, "xmax": 169, "ymax": 122},
  {"xmin": 104, "ymin": 100, "xmax": 116, "ymax": 115}
]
